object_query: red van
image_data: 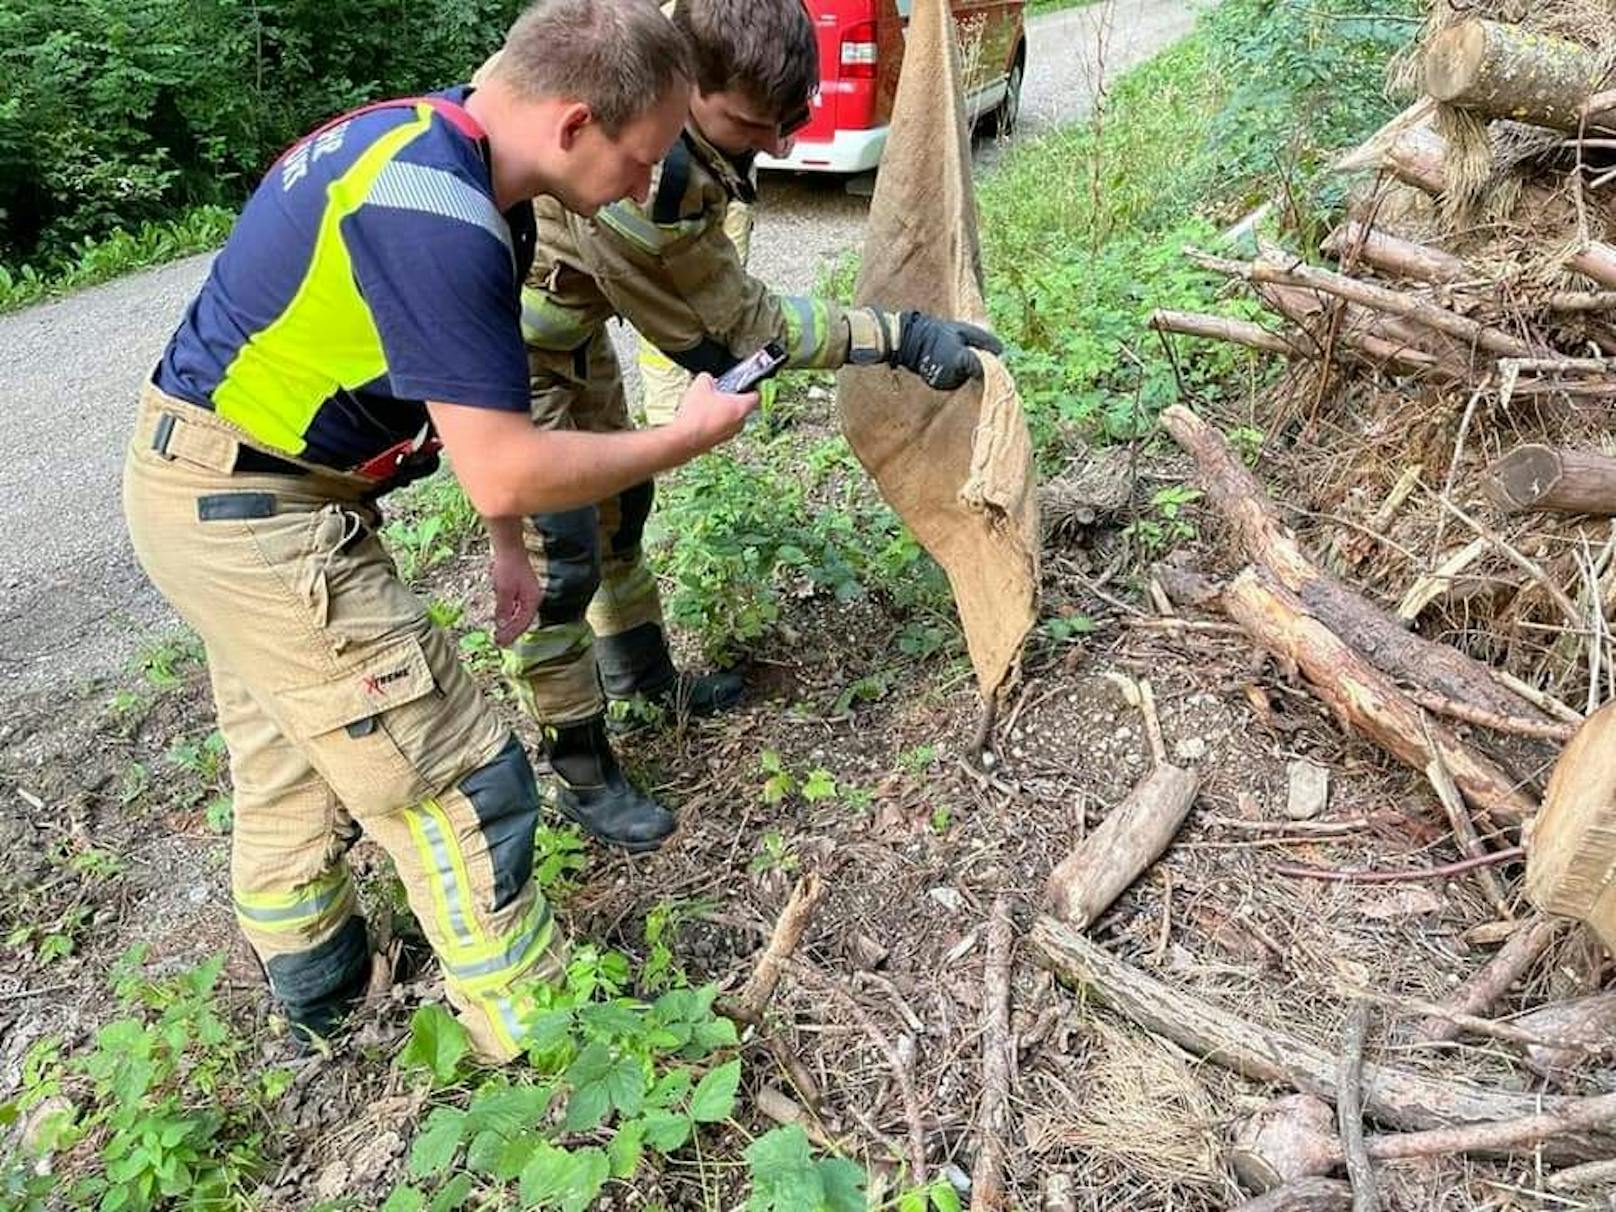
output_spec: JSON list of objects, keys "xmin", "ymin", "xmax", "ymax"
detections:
[{"xmin": 759, "ymin": 0, "xmax": 1028, "ymax": 174}]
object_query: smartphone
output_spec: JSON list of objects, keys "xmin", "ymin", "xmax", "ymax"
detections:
[{"xmin": 714, "ymin": 341, "xmax": 788, "ymax": 394}]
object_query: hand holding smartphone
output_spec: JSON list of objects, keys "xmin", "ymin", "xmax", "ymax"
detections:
[{"xmin": 715, "ymin": 341, "xmax": 788, "ymax": 394}]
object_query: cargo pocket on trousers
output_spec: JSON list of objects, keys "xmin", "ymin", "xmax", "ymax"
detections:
[{"xmin": 280, "ymin": 635, "xmax": 440, "ymax": 818}]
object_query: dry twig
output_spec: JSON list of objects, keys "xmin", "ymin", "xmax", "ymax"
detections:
[
  {"xmin": 1337, "ymin": 1002, "xmax": 1377, "ymax": 1212},
  {"xmin": 970, "ymin": 896, "xmax": 1015, "ymax": 1212},
  {"xmin": 788, "ymin": 960, "xmax": 928, "ymax": 1187}
]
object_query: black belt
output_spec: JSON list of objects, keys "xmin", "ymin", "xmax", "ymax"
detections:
[{"xmin": 233, "ymin": 445, "xmax": 310, "ymax": 477}]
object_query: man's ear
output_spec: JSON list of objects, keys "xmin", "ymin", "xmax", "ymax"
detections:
[{"xmin": 557, "ymin": 102, "xmax": 594, "ymax": 150}]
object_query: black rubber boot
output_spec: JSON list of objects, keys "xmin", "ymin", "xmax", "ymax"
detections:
[
  {"xmin": 597, "ymin": 622, "xmax": 744, "ymax": 734},
  {"xmin": 545, "ymin": 714, "xmax": 676, "ymax": 853}
]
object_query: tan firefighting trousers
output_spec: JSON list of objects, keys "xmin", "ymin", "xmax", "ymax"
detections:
[
  {"xmin": 505, "ymin": 331, "xmax": 669, "ymax": 725},
  {"xmin": 123, "ymin": 384, "xmax": 565, "ymax": 1061},
  {"xmin": 636, "ymin": 198, "xmax": 756, "ymax": 425}
]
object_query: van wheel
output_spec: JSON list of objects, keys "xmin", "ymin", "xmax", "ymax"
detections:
[{"xmin": 996, "ymin": 58, "xmax": 1024, "ymax": 137}]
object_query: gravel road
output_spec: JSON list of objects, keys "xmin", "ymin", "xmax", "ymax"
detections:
[{"xmin": 0, "ymin": 0, "xmax": 1199, "ymax": 696}]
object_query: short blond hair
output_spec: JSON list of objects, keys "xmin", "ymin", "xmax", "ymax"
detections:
[{"xmin": 494, "ymin": 0, "xmax": 692, "ymax": 135}]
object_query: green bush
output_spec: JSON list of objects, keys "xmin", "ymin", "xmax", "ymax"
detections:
[
  {"xmin": 980, "ymin": 0, "xmax": 1422, "ymax": 450},
  {"xmin": 0, "ymin": 0, "xmax": 520, "ymax": 272}
]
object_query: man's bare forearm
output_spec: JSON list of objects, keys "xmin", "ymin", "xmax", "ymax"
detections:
[{"xmin": 431, "ymin": 405, "xmax": 700, "ymax": 518}]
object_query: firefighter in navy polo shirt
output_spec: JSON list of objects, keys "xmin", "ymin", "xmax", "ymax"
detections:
[{"xmin": 122, "ymin": 0, "xmax": 758, "ymax": 1061}]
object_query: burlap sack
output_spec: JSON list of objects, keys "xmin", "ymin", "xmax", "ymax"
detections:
[{"xmin": 836, "ymin": 0, "xmax": 1040, "ymax": 704}]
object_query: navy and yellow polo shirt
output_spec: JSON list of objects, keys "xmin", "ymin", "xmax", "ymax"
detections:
[{"xmin": 155, "ymin": 88, "xmax": 536, "ymax": 471}]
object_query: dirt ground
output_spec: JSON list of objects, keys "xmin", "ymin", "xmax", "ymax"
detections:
[{"xmin": 6, "ymin": 367, "xmax": 1611, "ymax": 1211}]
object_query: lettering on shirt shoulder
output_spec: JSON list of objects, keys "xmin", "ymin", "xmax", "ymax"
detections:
[{"xmin": 281, "ymin": 120, "xmax": 353, "ymax": 192}]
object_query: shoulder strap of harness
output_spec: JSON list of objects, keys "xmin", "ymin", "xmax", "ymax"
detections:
[
  {"xmin": 274, "ymin": 95, "xmax": 486, "ymax": 168},
  {"xmin": 651, "ymin": 136, "xmax": 695, "ymax": 225}
]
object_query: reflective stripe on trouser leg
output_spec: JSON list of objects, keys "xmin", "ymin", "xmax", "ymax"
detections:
[
  {"xmin": 506, "ymin": 507, "xmax": 603, "ymax": 726},
  {"xmin": 586, "ymin": 481, "xmax": 664, "ymax": 641},
  {"xmin": 392, "ymin": 738, "xmax": 566, "ymax": 1061},
  {"xmin": 212, "ymin": 659, "xmax": 367, "ymax": 1026}
]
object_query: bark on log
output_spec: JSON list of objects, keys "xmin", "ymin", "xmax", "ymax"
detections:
[
  {"xmin": 1548, "ymin": 1157, "xmax": 1616, "ymax": 1193},
  {"xmin": 1232, "ymin": 1179, "xmax": 1354, "ymax": 1212},
  {"xmin": 1512, "ymin": 992, "xmax": 1616, "ymax": 1080},
  {"xmin": 1222, "ymin": 569, "xmax": 1537, "ymax": 827},
  {"xmin": 1358, "ymin": 1093, "xmax": 1616, "ymax": 1161},
  {"xmin": 970, "ymin": 896, "xmax": 1015, "ymax": 1212},
  {"xmin": 1150, "ymin": 309, "xmax": 1305, "ymax": 358},
  {"xmin": 1256, "ymin": 280, "xmax": 1466, "ymax": 381},
  {"xmin": 1323, "ymin": 222, "xmax": 1468, "ymax": 285},
  {"xmin": 1570, "ymin": 244, "xmax": 1616, "ymax": 289},
  {"xmin": 1347, "ymin": 122, "xmax": 1616, "ymax": 284},
  {"xmin": 1189, "ymin": 246, "xmax": 1538, "ymax": 359},
  {"xmin": 1031, "ymin": 917, "xmax": 1616, "ymax": 1161},
  {"xmin": 1414, "ymin": 915, "xmax": 1561, "ymax": 1044},
  {"xmin": 1483, "ymin": 444, "xmax": 1616, "ymax": 515},
  {"xmin": 1336, "ymin": 1002, "xmax": 1378, "ymax": 1212},
  {"xmin": 1045, "ymin": 764, "xmax": 1200, "ymax": 927},
  {"xmin": 1159, "ymin": 403, "xmax": 1551, "ymax": 729},
  {"xmin": 1425, "ymin": 21, "xmax": 1608, "ymax": 133}
]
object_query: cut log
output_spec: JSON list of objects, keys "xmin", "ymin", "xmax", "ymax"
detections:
[
  {"xmin": 1150, "ymin": 309, "xmax": 1305, "ymax": 358},
  {"xmin": 1424, "ymin": 21, "xmax": 1608, "ymax": 134},
  {"xmin": 1232, "ymin": 1179, "xmax": 1353, "ymax": 1212},
  {"xmin": 1221, "ymin": 568, "xmax": 1537, "ymax": 827},
  {"xmin": 1570, "ymin": 244, "xmax": 1616, "ymax": 290},
  {"xmin": 1527, "ymin": 702, "xmax": 1616, "ymax": 955},
  {"xmin": 1484, "ymin": 444, "xmax": 1616, "ymax": 515},
  {"xmin": 1378, "ymin": 122, "xmax": 1451, "ymax": 195},
  {"xmin": 1159, "ymin": 403, "xmax": 1552, "ymax": 730},
  {"xmin": 1030, "ymin": 916, "xmax": 1616, "ymax": 1162},
  {"xmin": 1414, "ymin": 915, "xmax": 1560, "ymax": 1044},
  {"xmin": 1231, "ymin": 1095, "xmax": 1341, "ymax": 1192},
  {"xmin": 1045, "ymin": 765, "xmax": 1199, "ymax": 927},
  {"xmin": 1322, "ymin": 222, "xmax": 1468, "ymax": 285},
  {"xmin": 1512, "ymin": 992, "xmax": 1616, "ymax": 1081}
]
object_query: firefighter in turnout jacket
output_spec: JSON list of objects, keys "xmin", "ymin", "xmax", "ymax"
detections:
[{"xmin": 490, "ymin": 0, "xmax": 1001, "ymax": 854}]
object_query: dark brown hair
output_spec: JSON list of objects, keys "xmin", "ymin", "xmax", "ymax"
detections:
[{"xmin": 670, "ymin": 0, "xmax": 819, "ymax": 117}]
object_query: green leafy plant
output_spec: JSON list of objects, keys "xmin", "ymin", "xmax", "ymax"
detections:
[
  {"xmin": 1040, "ymin": 613, "xmax": 1098, "ymax": 644},
  {"xmin": 1123, "ymin": 485, "xmax": 1202, "ymax": 557},
  {"xmin": 391, "ymin": 959, "xmax": 749, "ymax": 1210},
  {"xmin": 748, "ymin": 831, "xmax": 799, "ymax": 877},
  {"xmin": 758, "ymin": 750, "xmax": 797, "ymax": 806},
  {"xmin": 1, "ymin": 949, "xmax": 289, "ymax": 1211},
  {"xmin": 744, "ymin": 1125, "xmax": 865, "ymax": 1212}
]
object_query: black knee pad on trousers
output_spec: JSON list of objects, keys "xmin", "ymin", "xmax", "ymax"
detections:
[
  {"xmin": 267, "ymin": 914, "xmax": 369, "ymax": 1040},
  {"xmin": 460, "ymin": 734, "xmax": 540, "ymax": 914},
  {"xmin": 608, "ymin": 480, "xmax": 655, "ymax": 555},
  {"xmin": 530, "ymin": 504, "xmax": 601, "ymax": 624}
]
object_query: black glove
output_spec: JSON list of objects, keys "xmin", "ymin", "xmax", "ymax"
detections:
[{"xmin": 893, "ymin": 310, "xmax": 1003, "ymax": 391}]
